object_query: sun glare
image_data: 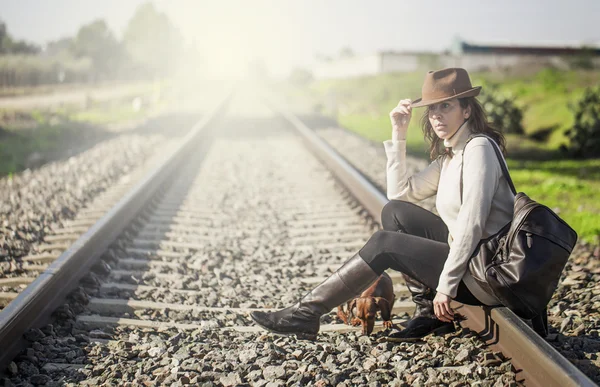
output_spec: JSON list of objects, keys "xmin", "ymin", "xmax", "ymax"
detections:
[{"xmin": 164, "ymin": 1, "xmax": 294, "ymax": 80}]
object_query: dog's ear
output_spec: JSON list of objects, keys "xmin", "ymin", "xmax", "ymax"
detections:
[
  {"xmin": 374, "ymin": 297, "xmax": 391, "ymax": 314},
  {"xmin": 348, "ymin": 299, "xmax": 357, "ymax": 318}
]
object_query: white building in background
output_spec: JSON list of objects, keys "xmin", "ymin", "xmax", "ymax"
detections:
[
  {"xmin": 311, "ymin": 38, "xmax": 600, "ymax": 79},
  {"xmin": 312, "ymin": 51, "xmax": 427, "ymax": 79}
]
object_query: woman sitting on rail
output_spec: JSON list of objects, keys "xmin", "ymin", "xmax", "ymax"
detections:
[{"xmin": 251, "ymin": 67, "xmax": 514, "ymax": 341}]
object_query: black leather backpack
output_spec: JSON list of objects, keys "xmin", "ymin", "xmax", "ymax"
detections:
[{"xmin": 461, "ymin": 135, "xmax": 578, "ymax": 336}]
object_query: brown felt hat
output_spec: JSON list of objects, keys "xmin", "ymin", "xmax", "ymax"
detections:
[{"xmin": 411, "ymin": 68, "xmax": 482, "ymax": 108}]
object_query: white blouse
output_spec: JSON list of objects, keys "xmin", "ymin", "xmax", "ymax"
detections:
[{"xmin": 383, "ymin": 121, "xmax": 515, "ymax": 305}]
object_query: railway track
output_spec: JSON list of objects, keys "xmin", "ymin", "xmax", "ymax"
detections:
[{"xmin": 0, "ymin": 88, "xmax": 596, "ymax": 386}]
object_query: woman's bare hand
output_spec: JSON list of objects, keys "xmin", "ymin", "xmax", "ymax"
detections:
[
  {"xmin": 389, "ymin": 99, "xmax": 412, "ymax": 140},
  {"xmin": 433, "ymin": 292, "xmax": 454, "ymax": 322}
]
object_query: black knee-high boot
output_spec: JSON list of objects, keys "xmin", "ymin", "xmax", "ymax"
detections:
[
  {"xmin": 250, "ymin": 253, "xmax": 378, "ymax": 339},
  {"xmin": 387, "ymin": 274, "xmax": 454, "ymax": 342},
  {"xmin": 403, "ymin": 273, "xmax": 437, "ymax": 319}
]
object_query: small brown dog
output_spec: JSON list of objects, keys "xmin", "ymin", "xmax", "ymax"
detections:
[{"xmin": 337, "ymin": 272, "xmax": 395, "ymax": 335}]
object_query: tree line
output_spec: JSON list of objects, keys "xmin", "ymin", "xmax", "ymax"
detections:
[{"xmin": 0, "ymin": 2, "xmax": 185, "ymax": 88}]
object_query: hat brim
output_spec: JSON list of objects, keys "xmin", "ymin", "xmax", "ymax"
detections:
[{"xmin": 411, "ymin": 86, "xmax": 482, "ymax": 108}]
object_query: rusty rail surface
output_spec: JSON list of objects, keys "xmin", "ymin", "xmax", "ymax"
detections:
[
  {"xmin": 0, "ymin": 90, "xmax": 233, "ymax": 371},
  {"xmin": 268, "ymin": 93, "xmax": 595, "ymax": 387}
]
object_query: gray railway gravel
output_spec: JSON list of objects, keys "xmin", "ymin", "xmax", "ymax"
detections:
[
  {"xmin": 0, "ymin": 115, "xmax": 198, "ymax": 305},
  {"xmin": 4, "ymin": 102, "xmax": 521, "ymax": 386},
  {"xmin": 315, "ymin": 127, "xmax": 436, "ymax": 213},
  {"xmin": 1, "ymin": 135, "xmax": 159, "ymax": 260},
  {"xmin": 315, "ymin": 125, "xmax": 600, "ymax": 383}
]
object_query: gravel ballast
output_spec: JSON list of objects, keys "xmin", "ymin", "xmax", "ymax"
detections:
[
  {"xmin": 0, "ymin": 114, "xmax": 199, "ymax": 308},
  {"xmin": 3, "ymin": 97, "xmax": 525, "ymax": 386},
  {"xmin": 7, "ymin": 93, "xmax": 600, "ymax": 387}
]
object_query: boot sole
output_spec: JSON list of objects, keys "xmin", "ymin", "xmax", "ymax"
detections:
[
  {"xmin": 385, "ymin": 323, "xmax": 455, "ymax": 343},
  {"xmin": 249, "ymin": 313, "xmax": 318, "ymax": 341}
]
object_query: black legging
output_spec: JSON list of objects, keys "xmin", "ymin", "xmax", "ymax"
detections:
[{"xmin": 359, "ymin": 200, "xmax": 483, "ymax": 306}]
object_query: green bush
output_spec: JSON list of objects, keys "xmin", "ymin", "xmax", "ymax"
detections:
[
  {"xmin": 479, "ymin": 83, "xmax": 525, "ymax": 134},
  {"xmin": 561, "ymin": 86, "xmax": 600, "ymax": 158},
  {"xmin": 535, "ymin": 68, "xmax": 568, "ymax": 93}
]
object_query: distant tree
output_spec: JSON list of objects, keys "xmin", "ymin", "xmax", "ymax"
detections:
[
  {"xmin": 0, "ymin": 22, "xmax": 8, "ymax": 53},
  {"xmin": 0, "ymin": 20, "xmax": 40, "ymax": 54},
  {"xmin": 45, "ymin": 37, "xmax": 74, "ymax": 56},
  {"xmin": 7, "ymin": 40, "xmax": 40, "ymax": 54},
  {"xmin": 123, "ymin": 2, "xmax": 183, "ymax": 78},
  {"xmin": 72, "ymin": 19, "xmax": 123, "ymax": 79}
]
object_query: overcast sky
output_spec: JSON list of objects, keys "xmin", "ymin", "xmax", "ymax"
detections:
[{"xmin": 2, "ymin": 0, "xmax": 599, "ymax": 76}]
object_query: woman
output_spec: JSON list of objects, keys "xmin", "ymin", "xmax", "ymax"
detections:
[{"xmin": 251, "ymin": 67, "xmax": 515, "ymax": 341}]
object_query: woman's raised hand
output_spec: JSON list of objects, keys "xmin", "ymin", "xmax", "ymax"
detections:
[{"xmin": 389, "ymin": 99, "xmax": 412, "ymax": 141}]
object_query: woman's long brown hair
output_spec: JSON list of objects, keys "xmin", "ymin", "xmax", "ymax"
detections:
[{"xmin": 418, "ymin": 97, "xmax": 506, "ymax": 160}]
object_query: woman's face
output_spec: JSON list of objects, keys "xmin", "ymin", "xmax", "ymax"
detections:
[{"xmin": 427, "ymin": 98, "xmax": 471, "ymax": 140}]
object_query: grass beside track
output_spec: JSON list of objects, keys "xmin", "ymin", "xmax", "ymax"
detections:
[
  {"xmin": 284, "ymin": 68, "xmax": 600, "ymax": 243},
  {"xmin": 0, "ymin": 98, "xmax": 163, "ymax": 178}
]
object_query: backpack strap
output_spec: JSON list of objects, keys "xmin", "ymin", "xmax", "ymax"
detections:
[
  {"xmin": 460, "ymin": 135, "xmax": 517, "ymax": 204},
  {"xmin": 459, "ymin": 138, "xmax": 549, "ymax": 337}
]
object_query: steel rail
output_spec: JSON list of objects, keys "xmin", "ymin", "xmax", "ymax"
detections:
[
  {"xmin": 266, "ymin": 93, "xmax": 595, "ymax": 387},
  {"xmin": 0, "ymin": 90, "xmax": 233, "ymax": 371}
]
